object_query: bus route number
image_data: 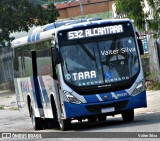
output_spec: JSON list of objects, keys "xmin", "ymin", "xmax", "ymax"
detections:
[{"xmin": 68, "ymin": 30, "xmax": 83, "ymax": 40}]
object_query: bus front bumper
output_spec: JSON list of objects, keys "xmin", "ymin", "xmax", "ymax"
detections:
[{"xmin": 64, "ymin": 91, "xmax": 147, "ymax": 119}]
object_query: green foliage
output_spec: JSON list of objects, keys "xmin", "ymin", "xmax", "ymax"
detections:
[
  {"xmin": 29, "ymin": 0, "xmax": 47, "ymax": 5},
  {"xmin": 116, "ymin": 0, "xmax": 145, "ymax": 29},
  {"xmin": 5, "ymin": 96, "xmax": 11, "ymax": 98},
  {"xmin": 146, "ymin": 80, "xmax": 160, "ymax": 90},
  {"xmin": 116, "ymin": 0, "xmax": 160, "ymax": 34},
  {"xmin": 147, "ymin": 0, "xmax": 160, "ymax": 36},
  {"xmin": 0, "ymin": 106, "xmax": 4, "ymax": 110},
  {"xmin": 10, "ymin": 107, "xmax": 19, "ymax": 110},
  {"xmin": 0, "ymin": 0, "xmax": 59, "ymax": 42},
  {"xmin": 141, "ymin": 54, "xmax": 160, "ymax": 90},
  {"xmin": 145, "ymin": 62, "xmax": 160, "ymax": 90}
]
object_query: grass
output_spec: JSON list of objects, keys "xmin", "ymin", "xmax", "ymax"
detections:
[
  {"xmin": 0, "ymin": 106, "xmax": 4, "ymax": 110},
  {"xmin": 5, "ymin": 96, "xmax": 11, "ymax": 98},
  {"xmin": 0, "ymin": 106, "xmax": 18, "ymax": 110},
  {"xmin": 144, "ymin": 68, "xmax": 160, "ymax": 90},
  {"xmin": 146, "ymin": 81, "xmax": 160, "ymax": 91},
  {"xmin": 10, "ymin": 107, "xmax": 19, "ymax": 110}
]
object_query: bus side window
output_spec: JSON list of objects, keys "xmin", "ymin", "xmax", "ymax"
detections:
[
  {"xmin": 23, "ymin": 48, "xmax": 33, "ymax": 77},
  {"xmin": 36, "ymin": 48, "xmax": 52, "ymax": 76},
  {"xmin": 17, "ymin": 48, "xmax": 25, "ymax": 77},
  {"xmin": 13, "ymin": 48, "xmax": 20, "ymax": 78}
]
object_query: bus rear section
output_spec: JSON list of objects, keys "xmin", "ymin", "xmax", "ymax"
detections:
[{"xmin": 55, "ymin": 19, "xmax": 147, "ymax": 130}]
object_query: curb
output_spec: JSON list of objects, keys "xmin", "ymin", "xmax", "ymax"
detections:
[{"xmin": 0, "ymin": 90, "xmax": 15, "ymax": 95}]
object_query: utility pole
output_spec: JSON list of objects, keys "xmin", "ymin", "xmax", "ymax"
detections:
[{"xmin": 79, "ymin": 0, "xmax": 85, "ymax": 19}]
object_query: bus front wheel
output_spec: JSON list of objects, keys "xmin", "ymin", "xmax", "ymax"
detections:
[
  {"xmin": 30, "ymin": 104, "xmax": 44, "ymax": 130},
  {"xmin": 59, "ymin": 119, "xmax": 71, "ymax": 131},
  {"xmin": 98, "ymin": 115, "xmax": 106, "ymax": 122},
  {"xmin": 44, "ymin": 118, "xmax": 54, "ymax": 129},
  {"xmin": 122, "ymin": 109, "xmax": 134, "ymax": 122}
]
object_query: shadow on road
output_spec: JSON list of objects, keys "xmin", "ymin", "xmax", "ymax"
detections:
[{"xmin": 71, "ymin": 112, "xmax": 160, "ymax": 131}]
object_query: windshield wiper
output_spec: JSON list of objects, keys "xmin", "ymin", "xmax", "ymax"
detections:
[{"xmin": 79, "ymin": 44, "xmax": 96, "ymax": 61}]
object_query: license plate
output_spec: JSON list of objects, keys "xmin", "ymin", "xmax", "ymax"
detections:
[{"xmin": 101, "ymin": 107, "xmax": 115, "ymax": 113}]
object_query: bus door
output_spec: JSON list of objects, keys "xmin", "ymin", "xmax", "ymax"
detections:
[
  {"xmin": 31, "ymin": 50, "xmax": 43, "ymax": 116},
  {"xmin": 51, "ymin": 47, "xmax": 63, "ymax": 119}
]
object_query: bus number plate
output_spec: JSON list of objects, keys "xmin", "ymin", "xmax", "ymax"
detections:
[{"xmin": 101, "ymin": 107, "xmax": 115, "ymax": 113}]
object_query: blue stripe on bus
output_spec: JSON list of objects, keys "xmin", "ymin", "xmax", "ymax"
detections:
[
  {"xmin": 31, "ymin": 77, "xmax": 43, "ymax": 108},
  {"xmin": 27, "ymin": 34, "xmax": 40, "ymax": 43},
  {"xmin": 28, "ymin": 36, "xmax": 32, "ymax": 43},
  {"xmin": 39, "ymin": 76, "xmax": 49, "ymax": 103},
  {"xmin": 86, "ymin": 22, "xmax": 99, "ymax": 27},
  {"xmin": 99, "ymin": 21, "xmax": 112, "ymax": 25},
  {"xmin": 64, "ymin": 91, "xmax": 147, "ymax": 118},
  {"xmin": 32, "ymin": 35, "xmax": 36, "ymax": 42},
  {"xmin": 98, "ymin": 90, "xmax": 130, "ymax": 101},
  {"xmin": 84, "ymin": 95, "xmax": 99, "ymax": 103},
  {"xmin": 36, "ymin": 34, "xmax": 40, "ymax": 41},
  {"xmin": 72, "ymin": 25, "xmax": 84, "ymax": 28}
]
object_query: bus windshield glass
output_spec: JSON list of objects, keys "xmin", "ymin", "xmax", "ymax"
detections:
[{"xmin": 60, "ymin": 36, "xmax": 139, "ymax": 87}]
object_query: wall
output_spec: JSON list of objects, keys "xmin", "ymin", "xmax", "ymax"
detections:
[
  {"xmin": 56, "ymin": 0, "xmax": 114, "ymax": 19},
  {"xmin": 148, "ymin": 36, "xmax": 160, "ymax": 81}
]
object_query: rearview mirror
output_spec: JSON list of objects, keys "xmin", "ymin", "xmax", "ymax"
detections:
[
  {"xmin": 137, "ymin": 38, "xmax": 144, "ymax": 55},
  {"xmin": 52, "ymin": 48, "xmax": 60, "ymax": 65}
]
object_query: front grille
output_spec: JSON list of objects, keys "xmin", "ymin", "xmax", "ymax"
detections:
[
  {"xmin": 85, "ymin": 100, "xmax": 128, "ymax": 113},
  {"xmin": 73, "ymin": 80, "xmax": 135, "ymax": 95}
]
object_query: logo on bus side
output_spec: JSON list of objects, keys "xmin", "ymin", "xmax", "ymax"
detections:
[
  {"xmin": 111, "ymin": 92, "xmax": 128, "ymax": 99},
  {"xmin": 20, "ymin": 80, "xmax": 29, "ymax": 93},
  {"xmin": 65, "ymin": 71, "xmax": 96, "ymax": 81}
]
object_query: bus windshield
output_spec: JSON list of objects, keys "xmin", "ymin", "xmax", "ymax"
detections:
[{"xmin": 60, "ymin": 36, "xmax": 139, "ymax": 87}]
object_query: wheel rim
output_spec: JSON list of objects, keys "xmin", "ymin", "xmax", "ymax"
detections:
[
  {"xmin": 31, "ymin": 108, "xmax": 36, "ymax": 128},
  {"xmin": 59, "ymin": 119, "xmax": 63, "ymax": 129}
]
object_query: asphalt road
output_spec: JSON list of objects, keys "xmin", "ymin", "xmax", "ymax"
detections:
[{"xmin": 0, "ymin": 90, "xmax": 160, "ymax": 140}]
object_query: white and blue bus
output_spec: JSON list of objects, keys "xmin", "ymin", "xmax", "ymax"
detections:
[{"xmin": 12, "ymin": 18, "xmax": 147, "ymax": 131}]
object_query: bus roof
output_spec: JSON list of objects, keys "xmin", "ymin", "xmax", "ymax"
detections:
[
  {"xmin": 55, "ymin": 18, "xmax": 132, "ymax": 32},
  {"xmin": 12, "ymin": 18, "xmax": 131, "ymax": 48},
  {"xmin": 11, "ymin": 29, "xmax": 55, "ymax": 48}
]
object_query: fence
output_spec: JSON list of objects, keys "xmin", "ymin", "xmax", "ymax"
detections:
[{"xmin": 0, "ymin": 44, "xmax": 14, "ymax": 89}]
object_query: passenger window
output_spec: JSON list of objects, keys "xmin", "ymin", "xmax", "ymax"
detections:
[{"xmin": 36, "ymin": 48, "xmax": 52, "ymax": 76}]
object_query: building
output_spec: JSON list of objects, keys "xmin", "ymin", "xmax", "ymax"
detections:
[{"xmin": 55, "ymin": 0, "xmax": 114, "ymax": 19}]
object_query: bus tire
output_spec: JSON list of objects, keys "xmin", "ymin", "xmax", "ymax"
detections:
[
  {"xmin": 122, "ymin": 109, "xmax": 134, "ymax": 122},
  {"xmin": 30, "ymin": 104, "xmax": 44, "ymax": 130},
  {"xmin": 59, "ymin": 119, "xmax": 71, "ymax": 131},
  {"xmin": 44, "ymin": 118, "xmax": 54, "ymax": 129},
  {"xmin": 27, "ymin": 96, "xmax": 31, "ymax": 117},
  {"xmin": 98, "ymin": 115, "xmax": 106, "ymax": 122},
  {"xmin": 88, "ymin": 117, "xmax": 97, "ymax": 122},
  {"xmin": 50, "ymin": 95, "xmax": 60, "ymax": 129}
]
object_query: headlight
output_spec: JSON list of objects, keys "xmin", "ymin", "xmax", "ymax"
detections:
[
  {"xmin": 63, "ymin": 91, "xmax": 81, "ymax": 104},
  {"xmin": 132, "ymin": 80, "xmax": 145, "ymax": 96}
]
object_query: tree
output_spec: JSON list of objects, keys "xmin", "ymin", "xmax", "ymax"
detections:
[
  {"xmin": 115, "ymin": 0, "xmax": 160, "ymax": 34},
  {"xmin": 29, "ymin": 0, "xmax": 47, "ymax": 5},
  {"xmin": 0, "ymin": 0, "xmax": 59, "ymax": 42},
  {"xmin": 116, "ymin": 0, "xmax": 145, "ymax": 29},
  {"xmin": 146, "ymin": 0, "xmax": 160, "ymax": 36}
]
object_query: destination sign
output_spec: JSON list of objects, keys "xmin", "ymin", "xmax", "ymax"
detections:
[{"xmin": 67, "ymin": 25, "xmax": 123, "ymax": 40}]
